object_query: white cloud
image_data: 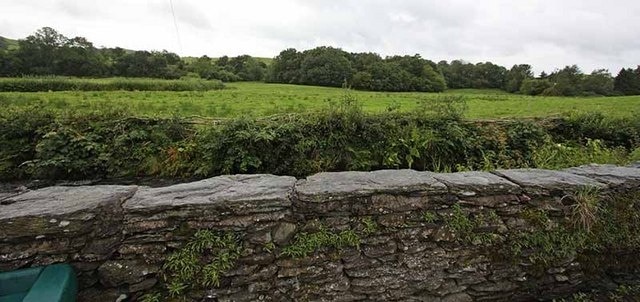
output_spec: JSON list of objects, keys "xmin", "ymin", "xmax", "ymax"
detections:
[{"xmin": 1, "ymin": 0, "xmax": 638, "ymax": 74}]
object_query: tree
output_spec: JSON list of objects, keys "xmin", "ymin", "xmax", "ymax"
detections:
[
  {"xmin": 350, "ymin": 52, "xmax": 382, "ymax": 71},
  {"xmin": 351, "ymin": 71, "xmax": 372, "ymax": 90},
  {"xmin": 472, "ymin": 62, "xmax": 507, "ymax": 89},
  {"xmin": 384, "ymin": 55, "xmax": 446, "ymax": 92},
  {"xmin": 269, "ymin": 48, "xmax": 303, "ymax": 83},
  {"xmin": 15, "ymin": 27, "xmax": 67, "ymax": 75},
  {"xmin": 0, "ymin": 50, "xmax": 22, "ymax": 76},
  {"xmin": 439, "ymin": 60, "xmax": 474, "ymax": 89},
  {"xmin": 299, "ymin": 47, "xmax": 353, "ymax": 87},
  {"xmin": 614, "ymin": 68, "xmax": 640, "ymax": 95},
  {"xmin": 547, "ymin": 65, "xmax": 583, "ymax": 96},
  {"xmin": 581, "ymin": 69, "xmax": 614, "ymax": 96},
  {"xmin": 56, "ymin": 36, "xmax": 105, "ymax": 76},
  {"xmin": 505, "ymin": 64, "xmax": 533, "ymax": 93},
  {"xmin": 519, "ymin": 78, "xmax": 552, "ymax": 95},
  {"xmin": 368, "ymin": 61, "xmax": 412, "ymax": 92},
  {"xmin": 419, "ymin": 64, "xmax": 446, "ymax": 92}
]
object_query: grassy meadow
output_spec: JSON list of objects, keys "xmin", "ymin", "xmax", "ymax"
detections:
[{"xmin": 1, "ymin": 81, "xmax": 638, "ymax": 119}]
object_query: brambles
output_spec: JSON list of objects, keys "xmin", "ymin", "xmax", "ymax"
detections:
[{"xmin": 0, "ymin": 95, "xmax": 638, "ymax": 182}]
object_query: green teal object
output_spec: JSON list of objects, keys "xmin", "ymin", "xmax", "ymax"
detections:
[{"xmin": 0, "ymin": 264, "xmax": 77, "ymax": 302}]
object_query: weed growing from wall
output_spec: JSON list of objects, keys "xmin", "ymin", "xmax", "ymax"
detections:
[
  {"xmin": 281, "ymin": 227, "xmax": 360, "ymax": 258},
  {"xmin": 444, "ymin": 204, "xmax": 501, "ymax": 245},
  {"xmin": 422, "ymin": 211, "xmax": 438, "ymax": 223},
  {"xmin": 510, "ymin": 190, "xmax": 640, "ymax": 271},
  {"xmin": 150, "ymin": 230, "xmax": 241, "ymax": 299},
  {"xmin": 361, "ymin": 217, "xmax": 379, "ymax": 235}
]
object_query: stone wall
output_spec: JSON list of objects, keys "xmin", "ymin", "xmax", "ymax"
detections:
[{"xmin": 1, "ymin": 164, "xmax": 640, "ymax": 301}]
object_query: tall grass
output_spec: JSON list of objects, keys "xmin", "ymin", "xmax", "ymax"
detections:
[{"xmin": 0, "ymin": 77, "xmax": 225, "ymax": 92}]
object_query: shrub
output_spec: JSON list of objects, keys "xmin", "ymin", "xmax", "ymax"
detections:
[
  {"xmin": 0, "ymin": 77, "xmax": 225, "ymax": 92},
  {"xmin": 0, "ymin": 105, "xmax": 637, "ymax": 182},
  {"xmin": 549, "ymin": 112, "xmax": 640, "ymax": 149},
  {"xmin": 519, "ymin": 78, "xmax": 552, "ymax": 95}
]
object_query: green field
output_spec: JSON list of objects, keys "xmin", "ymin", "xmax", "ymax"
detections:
[{"xmin": 1, "ymin": 81, "xmax": 638, "ymax": 119}]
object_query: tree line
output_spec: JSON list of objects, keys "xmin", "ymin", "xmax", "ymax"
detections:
[
  {"xmin": 267, "ymin": 47, "xmax": 447, "ymax": 92},
  {"xmin": 1, "ymin": 27, "xmax": 639, "ymax": 95},
  {"xmin": 0, "ymin": 27, "xmax": 267, "ymax": 81}
]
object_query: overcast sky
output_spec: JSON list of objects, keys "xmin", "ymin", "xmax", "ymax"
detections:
[{"xmin": 2, "ymin": 0, "xmax": 639, "ymax": 74}]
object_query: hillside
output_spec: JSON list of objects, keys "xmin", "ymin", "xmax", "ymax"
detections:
[{"xmin": 0, "ymin": 36, "xmax": 19, "ymax": 51}]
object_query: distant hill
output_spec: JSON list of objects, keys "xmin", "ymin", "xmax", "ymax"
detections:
[{"xmin": 0, "ymin": 36, "xmax": 19, "ymax": 51}]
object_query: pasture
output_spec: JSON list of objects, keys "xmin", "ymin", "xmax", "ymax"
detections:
[{"xmin": 1, "ymin": 81, "xmax": 638, "ymax": 119}]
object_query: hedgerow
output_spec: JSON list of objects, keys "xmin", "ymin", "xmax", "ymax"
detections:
[{"xmin": 0, "ymin": 98, "xmax": 638, "ymax": 182}]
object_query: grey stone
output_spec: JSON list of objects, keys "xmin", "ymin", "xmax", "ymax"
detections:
[
  {"xmin": 458, "ymin": 194, "xmax": 519, "ymax": 208},
  {"xmin": 128, "ymin": 278, "xmax": 157, "ymax": 292},
  {"xmin": 78, "ymin": 288, "xmax": 124, "ymax": 302},
  {"xmin": 493, "ymin": 169, "xmax": 605, "ymax": 195},
  {"xmin": 371, "ymin": 194, "xmax": 425, "ymax": 213},
  {"xmin": 272, "ymin": 222, "xmax": 297, "ymax": 245},
  {"xmin": 563, "ymin": 164, "xmax": 640, "ymax": 187},
  {"xmin": 295, "ymin": 169, "xmax": 447, "ymax": 202},
  {"xmin": 441, "ymin": 293, "xmax": 473, "ymax": 302},
  {"xmin": 433, "ymin": 171, "xmax": 521, "ymax": 196},
  {"xmin": 470, "ymin": 280, "xmax": 518, "ymax": 292},
  {"xmin": 81, "ymin": 236, "xmax": 123, "ymax": 259},
  {"xmin": 362, "ymin": 241, "xmax": 397, "ymax": 258},
  {"xmin": 98, "ymin": 260, "xmax": 158, "ymax": 287},
  {"xmin": 0, "ymin": 185, "xmax": 136, "ymax": 220},
  {"xmin": 123, "ymin": 174, "xmax": 296, "ymax": 213}
]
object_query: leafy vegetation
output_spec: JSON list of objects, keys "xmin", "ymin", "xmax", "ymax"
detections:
[
  {"xmin": 158, "ymin": 230, "xmax": 241, "ymax": 299},
  {"xmin": 281, "ymin": 227, "xmax": 360, "ymax": 258},
  {"xmin": 443, "ymin": 204, "xmax": 501, "ymax": 245},
  {"xmin": 510, "ymin": 190, "xmax": 640, "ymax": 270},
  {"xmin": 361, "ymin": 217, "xmax": 379, "ymax": 235},
  {"xmin": 532, "ymin": 139, "xmax": 635, "ymax": 170},
  {"xmin": 0, "ymin": 77, "xmax": 224, "ymax": 92},
  {"xmin": 0, "ymin": 91, "xmax": 638, "ymax": 182}
]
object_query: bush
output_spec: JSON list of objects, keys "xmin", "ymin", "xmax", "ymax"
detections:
[
  {"xmin": 549, "ymin": 112, "xmax": 640, "ymax": 149},
  {"xmin": 519, "ymin": 78, "xmax": 552, "ymax": 95},
  {"xmin": 533, "ymin": 139, "xmax": 630, "ymax": 170},
  {"xmin": 0, "ymin": 105, "xmax": 637, "ymax": 182},
  {"xmin": 0, "ymin": 77, "xmax": 225, "ymax": 92},
  {"xmin": 1, "ymin": 108, "xmax": 194, "ymax": 180}
]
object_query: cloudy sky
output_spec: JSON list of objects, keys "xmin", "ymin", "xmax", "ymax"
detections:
[{"xmin": 2, "ymin": 0, "xmax": 639, "ymax": 74}]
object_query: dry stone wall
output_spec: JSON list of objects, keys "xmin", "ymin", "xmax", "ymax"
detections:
[{"xmin": 1, "ymin": 164, "xmax": 640, "ymax": 301}]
